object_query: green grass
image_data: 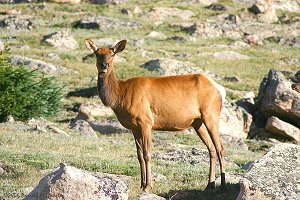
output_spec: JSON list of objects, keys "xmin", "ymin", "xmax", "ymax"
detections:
[{"xmin": 0, "ymin": 126, "xmax": 265, "ymax": 199}]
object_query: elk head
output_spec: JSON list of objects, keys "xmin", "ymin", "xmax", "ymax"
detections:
[{"xmin": 84, "ymin": 39, "xmax": 127, "ymax": 76}]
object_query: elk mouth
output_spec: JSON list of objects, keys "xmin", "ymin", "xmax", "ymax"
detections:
[{"xmin": 100, "ymin": 69, "xmax": 108, "ymax": 73}]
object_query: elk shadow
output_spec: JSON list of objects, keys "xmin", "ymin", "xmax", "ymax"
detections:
[{"xmin": 163, "ymin": 183, "xmax": 240, "ymax": 200}]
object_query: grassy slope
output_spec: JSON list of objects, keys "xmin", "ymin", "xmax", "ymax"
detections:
[{"xmin": 0, "ymin": 0, "xmax": 299, "ymax": 199}]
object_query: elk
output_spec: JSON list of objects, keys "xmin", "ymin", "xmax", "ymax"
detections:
[{"xmin": 84, "ymin": 39, "xmax": 227, "ymax": 193}]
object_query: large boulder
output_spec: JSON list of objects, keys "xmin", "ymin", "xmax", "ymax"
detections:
[
  {"xmin": 23, "ymin": 163, "xmax": 129, "ymax": 200},
  {"xmin": 9, "ymin": 55, "xmax": 72, "ymax": 75},
  {"xmin": 42, "ymin": 30, "xmax": 79, "ymax": 50},
  {"xmin": 256, "ymin": 69, "xmax": 300, "ymax": 128},
  {"xmin": 237, "ymin": 143, "xmax": 300, "ymax": 200}
]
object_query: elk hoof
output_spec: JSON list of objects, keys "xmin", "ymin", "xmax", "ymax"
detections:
[
  {"xmin": 205, "ymin": 182, "xmax": 216, "ymax": 191},
  {"xmin": 143, "ymin": 185, "xmax": 152, "ymax": 193}
]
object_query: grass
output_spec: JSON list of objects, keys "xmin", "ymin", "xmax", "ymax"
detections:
[
  {"xmin": 0, "ymin": 0, "xmax": 299, "ymax": 199},
  {"xmin": 0, "ymin": 125, "xmax": 265, "ymax": 199}
]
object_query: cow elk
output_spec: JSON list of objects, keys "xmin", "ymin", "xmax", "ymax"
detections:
[{"xmin": 84, "ymin": 39, "xmax": 227, "ymax": 193}]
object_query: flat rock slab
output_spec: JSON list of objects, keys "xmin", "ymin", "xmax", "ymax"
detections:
[
  {"xmin": 265, "ymin": 116, "xmax": 300, "ymax": 142},
  {"xmin": 237, "ymin": 143, "xmax": 300, "ymax": 200},
  {"xmin": 75, "ymin": 16, "xmax": 141, "ymax": 30}
]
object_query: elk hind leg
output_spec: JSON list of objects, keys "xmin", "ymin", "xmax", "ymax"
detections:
[{"xmin": 193, "ymin": 119, "xmax": 217, "ymax": 190}]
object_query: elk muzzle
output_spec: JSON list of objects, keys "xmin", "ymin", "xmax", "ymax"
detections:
[{"xmin": 99, "ymin": 62, "xmax": 109, "ymax": 73}]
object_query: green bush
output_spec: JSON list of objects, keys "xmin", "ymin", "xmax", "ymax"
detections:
[{"xmin": 0, "ymin": 50, "xmax": 63, "ymax": 121}]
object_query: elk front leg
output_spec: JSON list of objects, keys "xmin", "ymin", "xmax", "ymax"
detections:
[{"xmin": 133, "ymin": 130, "xmax": 147, "ymax": 189}]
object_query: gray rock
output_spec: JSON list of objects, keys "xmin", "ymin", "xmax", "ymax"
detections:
[
  {"xmin": 23, "ymin": 163, "xmax": 129, "ymax": 200},
  {"xmin": 279, "ymin": 36, "xmax": 300, "ymax": 48},
  {"xmin": 219, "ymin": 101, "xmax": 253, "ymax": 139},
  {"xmin": 74, "ymin": 102, "xmax": 114, "ymax": 122},
  {"xmin": 143, "ymin": 7, "xmax": 195, "ymax": 21},
  {"xmin": 0, "ymin": 162, "xmax": 17, "ymax": 174},
  {"xmin": 42, "ymin": 30, "xmax": 78, "ymax": 50},
  {"xmin": 139, "ymin": 193, "xmax": 166, "ymax": 200},
  {"xmin": 75, "ymin": 16, "xmax": 141, "ymax": 30},
  {"xmin": 9, "ymin": 55, "xmax": 72, "ymax": 75},
  {"xmin": 265, "ymin": 116, "xmax": 300, "ymax": 142},
  {"xmin": 222, "ymin": 76, "xmax": 240, "ymax": 82},
  {"xmin": 256, "ymin": 69, "xmax": 300, "ymax": 128},
  {"xmin": 237, "ymin": 143, "xmax": 300, "ymax": 200},
  {"xmin": 273, "ymin": 0, "xmax": 300, "ymax": 12},
  {"xmin": 213, "ymin": 51, "xmax": 250, "ymax": 60},
  {"xmin": 0, "ymin": 16, "xmax": 32, "ymax": 30},
  {"xmin": 91, "ymin": 0, "xmax": 125, "ymax": 4},
  {"xmin": 70, "ymin": 119, "xmax": 98, "ymax": 138},
  {"xmin": 192, "ymin": 14, "xmax": 242, "ymax": 39},
  {"xmin": 93, "ymin": 38, "xmax": 119, "ymax": 47},
  {"xmin": 139, "ymin": 58, "xmax": 201, "ymax": 76},
  {"xmin": 89, "ymin": 120, "xmax": 129, "ymax": 134},
  {"xmin": 146, "ymin": 31, "xmax": 167, "ymax": 40}
]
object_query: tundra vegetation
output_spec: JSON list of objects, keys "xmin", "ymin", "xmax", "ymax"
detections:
[{"xmin": 0, "ymin": 0, "xmax": 299, "ymax": 199}]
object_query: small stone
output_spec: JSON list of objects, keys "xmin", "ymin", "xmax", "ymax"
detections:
[
  {"xmin": 146, "ymin": 31, "xmax": 167, "ymax": 40},
  {"xmin": 205, "ymin": 3, "xmax": 227, "ymax": 11},
  {"xmin": 222, "ymin": 76, "xmax": 240, "ymax": 82},
  {"xmin": 121, "ymin": 8, "xmax": 133, "ymax": 17}
]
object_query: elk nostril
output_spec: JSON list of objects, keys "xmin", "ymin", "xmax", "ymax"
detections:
[{"xmin": 101, "ymin": 63, "xmax": 109, "ymax": 69}]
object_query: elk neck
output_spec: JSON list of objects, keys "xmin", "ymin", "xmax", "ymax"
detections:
[{"xmin": 97, "ymin": 66, "xmax": 120, "ymax": 108}]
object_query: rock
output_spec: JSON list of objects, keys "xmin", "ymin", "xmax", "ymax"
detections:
[
  {"xmin": 237, "ymin": 143, "xmax": 300, "ymax": 200},
  {"xmin": 0, "ymin": 16, "xmax": 32, "ymax": 30},
  {"xmin": 192, "ymin": 14, "xmax": 242, "ymax": 39},
  {"xmin": 0, "ymin": 40, "xmax": 4, "ymax": 52},
  {"xmin": 256, "ymin": 69, "xmax": 300, "ymax": 128},
  {"xmin": 139, "ymin": 193, "xmax": 166, "ymax": 200},
  {"xmin": 9, "ymin": 55, "xmax": 72, "ymax": 75},
  {"xmin": 133, "ymin": 6, "xmax": 143, "ymax": 15},
  {"xmin": 170, "ymin": 22, "xmax": 196, "ymax": 32},
  {"xmin": 214, "ymin": 51, "xmax": 250, "ymax": 60},
  {"xmin": 265, "ymin": 116, "xmax": 300, "ymax": 142},
  {"xmin": 216, "ymin": 173, "xmax": 243, "ymax": 184},
  {"xmin": 273, "ymin": 0, "xmax": 300, "ymax": 12},
  {"xmin": 245, "ymin": 34, "xmax": 264, "ymax": 45},
  {"xmin": 152, "ymin": 173, "xmax": 166, "ymax": 182},
  {"xmin": 205, "ymin": 3, "xmax": 227, "ymax": 11},
  {"xmin": 121, "ymin": 8, "xmax": 133, "ymax": 18},
  {"xmin": 139, "ymin": 58, "xmax": 201, "ymax": 76},
  {"xmin": 42, "ymin": 30, "xmax": 78, "ymax": 50},
  {"xmin": 277, "ymin": 58, "xmax": 300, "ymax": 67},
  {"xmin": 91, "ymin": 0, "xmax": 125, "ymax": 4},
  {"xmin": 75, "ymin": 16, "xmax": 141, "ymax": 30},
  {"xmin": 279, "ymin": 36, "xmax": 300, "ymax": 48},
  {"xmin": 144, "ymin": 7, "xmax": 195, "ymax": 21},
  {"xmin": 74, "ymin": 102, "xmax": 114, "ymax": 122},
  {"xmin": 222, "ymin": 76, "xmax": 240, "ymax": 82},
  {"xmin": 89, "ymin": 120, "xmax": 129, "ymax": 134},
  {"xmin": 70, "ymin": 119, "xmax": 98, "ymax": 138},
  {"xmin": 219, "ymin": 101, "xmax": 252, "ymax": 139},
  {"xmin": 0, "ymin": 162, "xmax": 17, "ymax": 174},
  {"xmin": 249, "ymin": 0, "xmax": 278, "ymax": 23},
  {"xmin": 23, "ymin": 163, "xmax": 129, "ymax": 200},
  {"xmin": 50, "ymin": 0, "xmax": 81, "ymax": 3},
  {"xmin": 146, "ymin": 31, "xmax": 167, "ymax": 40},
  {"xmin": 27, "ymin": 118, "xmax": 69, "ymax": 136}
]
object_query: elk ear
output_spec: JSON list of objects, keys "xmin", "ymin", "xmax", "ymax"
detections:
[
  {"xmin": 113, "ymin": 40, "xmax": 127, "ymax": 54},
  {"xmin": 85, "ymin": 39, "xmax": 98, "ymax": 52}
]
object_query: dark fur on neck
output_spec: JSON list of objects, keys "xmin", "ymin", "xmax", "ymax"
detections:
[{"xmin": 97, "ymin": 69, "xmax": 119, "ymax": 108}]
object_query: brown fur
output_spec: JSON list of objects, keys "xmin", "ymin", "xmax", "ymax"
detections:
[{"xmin": 85, "ymin": 39, "xmax": 227, "ymax": 192}]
